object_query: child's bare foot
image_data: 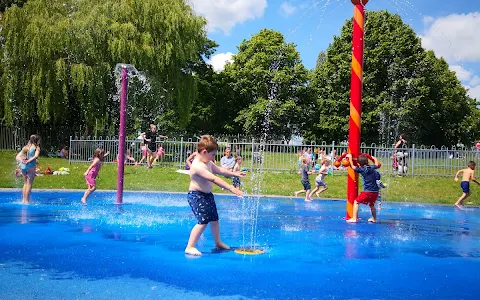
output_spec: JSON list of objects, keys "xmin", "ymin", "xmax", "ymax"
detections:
[
  {"xmin": 455, "ymin": 204, "xmax": 463, "ymax": 209},
  {"xmin": 305, "ymin": 198, "xmax": 312, "ymax": 202},
  {"xmin": 315, "ymin": 192, "xmax": 320, "ymax": 198},
  {"xmin": 346, "ymin": 218, "xmax": 357, "ymax": 223},
  {"xmin": 81, "ymin": 198, "xmax": 87, "ymax": 205},
  {"xmin": 294, "ymin": 192, "xmax": 300, "ymax": 197},
  {"xmin": 185, "ymin": 247, "xmax": 202, "ymax": 256},
  {"xmin": 214, "ymin": 241, "xmax": 230, "ymax": 250},
  {"xmin": 368, "ymin": 217, "xmax": 376, "ymax": 223}
]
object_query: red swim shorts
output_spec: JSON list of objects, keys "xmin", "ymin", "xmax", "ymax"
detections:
[{"xmin": 356, "ymin": 192, "xmax": 378, "ymax": 206}]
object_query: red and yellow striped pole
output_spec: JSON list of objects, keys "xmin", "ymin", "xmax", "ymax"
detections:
[{"xmin": 347, "ymin": 0, "xmax": 368, "ymax": 219}]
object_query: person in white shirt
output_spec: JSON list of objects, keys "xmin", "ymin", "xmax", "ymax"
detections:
[{"xmin": 220, "ymin": 147, "xmax": 236, "ymax": 171}]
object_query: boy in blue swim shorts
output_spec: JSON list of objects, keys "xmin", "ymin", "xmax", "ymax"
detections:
[
  {"xmin": 454, "ymin": 161, "xmax": 480, "ymax": 208},
  {"xmin": 185, "ymin": 135, "xmax": 246, "ymax": 256},
  {"xmin": 294, "ymin": 157, "xmax": 315, "ymax": 202}
]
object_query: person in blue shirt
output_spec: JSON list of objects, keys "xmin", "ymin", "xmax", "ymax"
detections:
[{"xmin": 345, "ymin": 153, "xmax": 381, "ymax": 223}]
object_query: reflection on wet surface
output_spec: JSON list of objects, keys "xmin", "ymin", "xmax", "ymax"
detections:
[{"xmin": 0, "ymin": 191, "xmax": 479, "ymax": 299}]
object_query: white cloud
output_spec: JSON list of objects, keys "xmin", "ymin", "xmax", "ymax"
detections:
[
  {"xmin": 208, "ymin": 52, "xmax": 234, "ymax": 72},
  {"xmin": 420, "ymin": 12, "xmax": 480, "ymax": 63},
  {"xmin": 467, "ymin": 85, "xmax": 480, "ymax": 101},
  {"xmin": 469, "ymin": 75, "xmax": 480, "ymax": 86},
  {"xmin": 423, "ymin": 16, "xmax": 434, "ymax": 25},
  {"xmin": 190, "ymin": 0, "xmax": 267, "ymax": 35},
  {"xmin": 448, "ymin": 65, "xmax": 480, "ymax": 100},
  {"xmin": 450, "ymin": 65, "xmax": 472, "ymax": 82},
  {"xmin": 280, "ymin": 2, "xmax": 297, "ymax": 16}
]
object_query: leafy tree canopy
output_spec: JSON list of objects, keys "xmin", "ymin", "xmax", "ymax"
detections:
[
  {"xmin": 0, "ymin": 0, "xmax": 206, "ymax": 136},
  {"xmin": 0, "ymin": 0, "xmax": 26, "ymax": 12},
  {"xmin": 308, "ymin": 10, "xmax": 480, "ymax": 146},
  {"xmin": 222, "ymin": 29, "xmax": 311, "ymax": 140}
]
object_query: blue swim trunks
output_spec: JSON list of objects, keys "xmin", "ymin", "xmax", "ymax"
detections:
[
  {"xmin": 301, "ymin": 179, "xmax": 311, "ymax": 190},
  {"xmin": 232, "ymin": 176, "xmax": 241, "ymax": 188},
  {"xmin": 187, "ymin": 190, "xmax": 219, "ymax": 224},
  {"xmin": 461, "ymin": 181, "xmax": 470, "ymax": 194}
]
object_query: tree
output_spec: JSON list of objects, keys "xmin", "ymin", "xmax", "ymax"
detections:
[
  {"xmin": 0, "ymin": 0, "xmax": 206, "ymax": 138},
  {"xmin": 0, "ymin": 0, "xmax": 27, "ymax": 12},
  {"xmin": 315, "ymin": 51, "xmax": 326, "ymax": 69},
  {"xmin": 222, "ymin": 29, "xmax": 311, "ymax": 140},
  {"xmin": 184, "ymin": 39, "xmax": 236, "ymax": 136},
  {"xmin": 309, "ymin": 10, "xmax": 480, "ymax": 146}
]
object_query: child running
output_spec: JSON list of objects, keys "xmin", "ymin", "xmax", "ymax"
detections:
[
  {"xmin": 309, "ymin": 158, "xmax": 329, "ymax": 199},
  {"xmin": 81, "ymin": 148, "xmax": 109, "ymax": 205},
  {"xmin": 345, "ymin": 153, "xmax": 381, "ymax": 223},
  {"xmin": 294, "ymin": 157, "xmax": 314, "ymax": 202},
  {"xmin": 454, "ymin": 161, "xmax": 480, "ymax": 208},
  {"xmin": 185, "ymin": 135, "xmax": 245, "ymax": 256}
]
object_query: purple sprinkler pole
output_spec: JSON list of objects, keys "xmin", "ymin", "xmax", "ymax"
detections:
[
  {"xmin": 114, "ymin": 64, "xmax": 144, "ymax": 204},
  {"xmin": 116, "ymin": 66, "xmax": 128, "ymax": 204}
]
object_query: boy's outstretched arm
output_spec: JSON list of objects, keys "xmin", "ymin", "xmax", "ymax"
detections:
[
  {"xmin": 196, "ymin": 165, "xmax": 243, "ymax": 196},
  {"xmin": 211, "ymin": 163, "xmax": 246, "ymax": 178},
  {"xmin": 472, "ymin": 174, "xmax": 480, "ymax": 185}
]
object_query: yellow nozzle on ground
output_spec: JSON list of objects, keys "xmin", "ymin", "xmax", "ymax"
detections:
[{"xmin": 234, "ymin": 248, "xmax": 264, "ymax": 255}]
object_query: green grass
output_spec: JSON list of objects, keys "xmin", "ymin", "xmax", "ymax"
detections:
[{"xmin": 1, "ymin": 150, "xmax": 478, "ymax": 206}]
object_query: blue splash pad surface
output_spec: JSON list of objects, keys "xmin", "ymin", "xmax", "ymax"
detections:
[{"xmin": 0, "ymin": 190, "xmax": 479, "ymax": 299}]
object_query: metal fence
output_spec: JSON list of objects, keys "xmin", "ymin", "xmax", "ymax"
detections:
[
  {"xmin": 0, "ymin": 127, "xmax": 28, "ymax": 150},
  {"xmin": 68, "ymin": 137, "xmax": 480, "ymax": 177}
]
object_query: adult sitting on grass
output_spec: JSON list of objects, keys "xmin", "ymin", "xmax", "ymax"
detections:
[{"xmin": 220, "ymin": 147, "xmax": 235, "ymax": 171}]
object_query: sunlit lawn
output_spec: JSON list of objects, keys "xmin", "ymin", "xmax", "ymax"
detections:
[{"xmin": 0, "ymin": 150, "xmax": 477, "ymax": 206}]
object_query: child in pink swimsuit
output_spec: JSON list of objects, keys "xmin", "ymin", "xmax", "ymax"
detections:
[
  {"xmin": 137, "ymin": 143, "xmax": 147, "ymax": 166},
  {"xmin": 81, "ymin": 148, "xmax": 109, "ymax": 204}
]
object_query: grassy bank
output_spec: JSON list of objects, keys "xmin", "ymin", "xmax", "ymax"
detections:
[{"xmin": 0, "ymin": 150, "xmax": 477, "ymax": 206}]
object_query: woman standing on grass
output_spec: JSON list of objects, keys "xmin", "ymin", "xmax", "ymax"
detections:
[
  {"xmin": 81, "ymin": 148, "xmax": 109, "ymax": 205},
  {"xmin": 16, "ymin": 134, "xmax": 41, "ymax": 204}
]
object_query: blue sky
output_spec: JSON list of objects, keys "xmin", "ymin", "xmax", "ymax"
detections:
[{"xmin": 190, "ymin": 0, "xmax": 480, "ymax": 100}]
